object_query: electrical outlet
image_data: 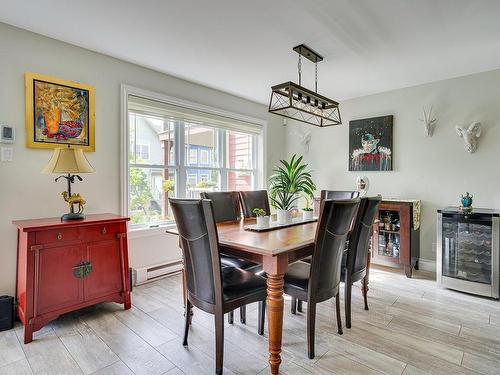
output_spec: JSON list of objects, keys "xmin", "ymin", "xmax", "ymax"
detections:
[{"xmin": 1, "ymin": 147, "xmax": 13, "ymax": 162}]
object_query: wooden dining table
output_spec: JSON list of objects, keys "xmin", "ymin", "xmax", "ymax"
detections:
[{"xmin": 168, "ymin": 217, "xmax": 317, "ymax": 374}]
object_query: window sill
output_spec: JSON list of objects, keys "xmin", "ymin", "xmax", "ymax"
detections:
[{"xmin": 128, "ymin": 223, "xmax": 176, "ymax": 239}]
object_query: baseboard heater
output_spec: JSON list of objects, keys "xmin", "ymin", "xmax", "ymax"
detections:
[{"xmin": 132, "ymin": 259, "xmax": 183, "ymax": 286}]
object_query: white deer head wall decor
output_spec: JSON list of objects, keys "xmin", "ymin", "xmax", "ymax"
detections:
[
  {"xmin": 420, "ymin": 106, "xmax": 437, "ymax": 137},
  {"xmin": 456, "ymin": 122, "xmax": 482, "ymax": 153}
]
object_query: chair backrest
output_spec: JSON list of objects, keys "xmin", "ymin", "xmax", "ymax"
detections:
[
  {"xmin": 169, "ymin": 198, "xmax": 222, "ymax": 306},
  {"xmin": 309, "ymin": 199, "xmax": 360, "ymax": 302},
  {"xmin": 199, "ymin": 191, "xmax": 241, "ymax": 222},
  {"xmin": 320, "ymin": 190, "xmax": 360, "ymax": 200},
  {"xmin": 346, "ymin": 196, "xmax": 381, "ymax": 279},
  {"xmin": 239, "ymin": 190, "xmax": 271, "ymax": 218}
]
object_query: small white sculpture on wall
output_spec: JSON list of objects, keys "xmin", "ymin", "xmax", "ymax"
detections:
[
  {"xmin": 292, "ymin": 125, "xmax": 312, "ymax": 153},
  {"xmin": 456, "ymin": 122, "xmax": 482, "ymax": 153},
  {"xmin": 420, "ymin": 106, "xmax": 437, "ymax": 137},
  {"xmin": 356, "ymin": 176, "xmax": 370, "ymax": 197}
]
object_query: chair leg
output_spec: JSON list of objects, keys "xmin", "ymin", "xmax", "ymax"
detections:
[
  {"xmin": 336, "ymin": 292, "xmax": 343, "ymax": 335},
  {"xmin": 297, "ymin": 300, "xmax": 303, "ymax": 313},
  {"xmin": 183, "ymin": 299, "xmax": 192, "ymax": 346},
  {"xmin": 258, "ymin": 300, "xmax": 266, "ymax": 335},
  {"xmin": 362, "ymin": 275, "xmax": 369, "ymax": 311},
  {"xmin": 291, "ymin": 297, "xmax": 297, "ymax": 315},
  {"xmin": 345, "ymin": 280, "xmax": 352, "ymax": 329},
  {"xmin": 215, "ymin": 312, "xmax": 224, "ymax": 375},
  {"xmin": 228, "ymin": 311, "xmax": 234, "ymax": 324},
  {"xmin": 240, "ymin": 305, "xmax": 246, "ymax": 324},
  {"xmin": 306, "ymin": 301, "xmax": 316, "ymax": 359}
]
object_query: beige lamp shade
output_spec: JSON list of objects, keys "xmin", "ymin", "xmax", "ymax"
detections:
[{"xmin": 42, "ymin": 147, "xmax": 95, "ymax": 174}]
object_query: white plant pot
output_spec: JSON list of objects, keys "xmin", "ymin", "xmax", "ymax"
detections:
[
  {"xmin": 256, "ymin": 216, "xmax": 270, "ymax": 228},
  {"xmin": 276, "ymin": 209, "xmax": 292, "ymax": 225},
  {"xmin": 302, "ymin": 210, "xmax": 314, "ymax": 221}
]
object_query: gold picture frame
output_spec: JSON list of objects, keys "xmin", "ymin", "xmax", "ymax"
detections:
[{"xmin": 25, "ymin": 72, "xmax": 95, "ymax": 151}]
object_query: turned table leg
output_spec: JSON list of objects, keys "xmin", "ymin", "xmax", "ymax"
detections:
[
  {"xmin": 266, "ymin": 273, "xmax": 284, "ymax": 374},
  {"xmin": 181, "ymin": 268, "xmax": 193, "ymax": 323},
  {"xmin": 181, "ymin": 268, "xmax": 186, "ymax": 307},
  {"xmin": 264, "ymin": 254, "xmax": 288, "ymax": 375},
  {"xmin": 361, "ymin": 248, "xmax": 372, "ymax": 295}
]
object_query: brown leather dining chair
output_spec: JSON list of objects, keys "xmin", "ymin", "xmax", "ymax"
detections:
[
  {"xmin": 200, "ymin": 191, "xmax": 263, "ymax": 324},
  {"xmin": 239, "ymin": 190, "xmax": 271, "ymax": 218},
  {"xmin": 343, "ymin": 196, "xmax": 381, "ymax": 328},
  {"xmin": 169, "ymin": 198, "xmax": 267, "ymax": 375},
  {"xmin": 283, "ymin": 198, "xmax": 360, "ymax": 359}
]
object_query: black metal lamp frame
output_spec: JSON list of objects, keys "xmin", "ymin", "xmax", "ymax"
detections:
[{"xmin": 268, "ymin": 44, "xmax": 342, "ymax": 127}]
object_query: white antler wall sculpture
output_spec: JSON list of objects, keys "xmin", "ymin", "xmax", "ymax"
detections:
[
  {"xmin": 456, "ymin": 122, "xmax": 482, "ymax": 153},
  {"xmin": 420, "ymin": 106, "xmax": 437, "ymax": 137}
]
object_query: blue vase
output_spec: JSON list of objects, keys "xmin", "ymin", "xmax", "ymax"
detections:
[{"xmin": 461, "ymin": 192, "xmax": 473, "ymax": 208}]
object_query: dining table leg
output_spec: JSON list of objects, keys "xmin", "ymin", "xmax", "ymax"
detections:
[{"xmin": 264, "ymin": 254, "xmax": 288, "ymax": 375}]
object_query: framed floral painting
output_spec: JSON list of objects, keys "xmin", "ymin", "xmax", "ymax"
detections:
[{"xmin": 25, "ymin": 72, "xmax": 95, "ymax": 151}]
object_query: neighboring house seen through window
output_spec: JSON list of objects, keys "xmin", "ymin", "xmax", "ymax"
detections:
[{"xmin": 126, "ymin": 95, "xmax": 262, "ymax": 228}]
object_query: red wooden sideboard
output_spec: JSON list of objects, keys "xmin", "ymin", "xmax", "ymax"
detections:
[{"xmin": 13, "ymin": 213, "xmax": 131, "ymax": 343}]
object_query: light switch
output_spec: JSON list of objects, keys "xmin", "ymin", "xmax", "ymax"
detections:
[
  {"xmin": 1, "ymin": 147, "xmax": 13, "ymax": 162},
  {"xmin": 0, "ymin": 125, "xmax": 15, "ymax": 143}
]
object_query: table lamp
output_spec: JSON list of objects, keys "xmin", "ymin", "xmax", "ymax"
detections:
[{"xmin": 42, "ymin": 145, "xmax": 95, "ymax": 220}]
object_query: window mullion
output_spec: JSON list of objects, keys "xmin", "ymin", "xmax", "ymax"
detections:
[
  {"xmin": 177, "ymin": 120, "xmax": 186, "ymax": 198},
  {"xmin": 219, "ymin": 129, "xmax": 227, "ymax": 191},
  {"xmin": 252, "ymin": 134, "xmax": 259, "ymax": 188}
]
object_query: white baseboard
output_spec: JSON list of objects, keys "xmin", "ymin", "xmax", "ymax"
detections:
[{"xmin": 418, "ymin": 258, "xmax": 436, "ymax": 273}]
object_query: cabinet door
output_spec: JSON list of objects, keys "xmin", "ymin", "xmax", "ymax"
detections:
[
  {"xmin": 84, "ymin": 240, "xmax": 123, "ymax": 300},
  {"xmin": 37, "ymin": 244, "xmax": 84, "ymax": 315},
  {"xmin": 373, "ymin": 206, "xmax": 401, "ymax": 264}
]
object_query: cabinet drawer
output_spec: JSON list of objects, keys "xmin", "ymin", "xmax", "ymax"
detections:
[
  {"xmin": 83, "ymin": 223, "xmax": 122, "ymax": 242},
  {"xmin": 36, "ymin": 227, "xmax": 80, "ymax": 244}
]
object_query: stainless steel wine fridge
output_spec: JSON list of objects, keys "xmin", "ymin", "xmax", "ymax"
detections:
[{"xmin": 437, "ymin": 208, "xmax": 499, "ymax": 298}]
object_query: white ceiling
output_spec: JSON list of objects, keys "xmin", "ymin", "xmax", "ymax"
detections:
[{"xmin": 2, "ymin": 0, "xmax": 500, "ymax": 104}]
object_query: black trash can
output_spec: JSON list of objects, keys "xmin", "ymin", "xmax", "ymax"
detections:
[{"xmin": 0, "ymin": 295, "xmax": 14, "ymax": 331}]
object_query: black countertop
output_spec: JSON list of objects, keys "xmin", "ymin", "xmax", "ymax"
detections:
[{"xmin": 438, "ymin": 206, "xmax": 500, "ymax": 217}]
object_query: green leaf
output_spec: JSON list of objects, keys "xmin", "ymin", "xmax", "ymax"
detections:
[{"xmin": 268, "ymin": 154, "xmax": 316, "ymax": 210}]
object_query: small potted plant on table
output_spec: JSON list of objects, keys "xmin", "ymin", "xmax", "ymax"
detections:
[
  {"xmin": 269, "ymin": 154, "xmax": 316, "ymax": 225},
  {"xmin": 302, "ymin": 196, "xmax": 314, "ymax": 221},
  {"xmin": 253, "ymin": 208, "xmax": 270, "ymax": 228}
]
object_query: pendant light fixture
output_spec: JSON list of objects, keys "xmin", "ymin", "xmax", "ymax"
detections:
[{"xmin": 268, "ymin": 44, "xmax": 341, "ymax": 127}]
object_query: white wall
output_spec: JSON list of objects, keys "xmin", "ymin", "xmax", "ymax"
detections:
[
  {"xmin": 0, "ymin": 23, "xmax": 285, "ymax": 295},
  {"xmin": 286, "ymin": 69, "xmax": 500, "ymax": 263}
]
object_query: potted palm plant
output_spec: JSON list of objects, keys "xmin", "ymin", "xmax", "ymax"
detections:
[
  {"xmin": 253, "ymin": 208, "xmax": 270, "ymax": 228},
  {"xmin": 269, "ymin": 154, "xmax": 316, "ymax": 225}
]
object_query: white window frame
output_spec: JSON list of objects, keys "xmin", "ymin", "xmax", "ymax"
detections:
[{"xmin": 121, "ymin": 84, "xmax": 266, "ymax": 233}]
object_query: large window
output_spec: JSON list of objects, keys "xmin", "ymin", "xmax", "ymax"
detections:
[{"xmin": 126, "ymin": 94, "xmax": 262, "ymax": 228}]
